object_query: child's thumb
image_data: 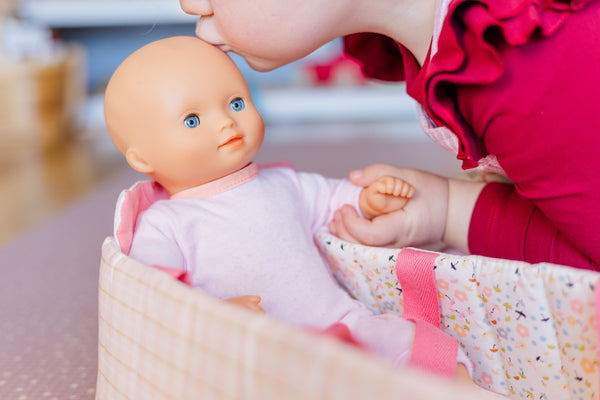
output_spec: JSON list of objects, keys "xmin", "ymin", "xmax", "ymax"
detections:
[
  {"xmin": 349, "ymin": 164, "xmax": 390, "ymax": 187},
  {"xmin": 349, "ymin": 169, "xmax": 364, "ymax": 185}
]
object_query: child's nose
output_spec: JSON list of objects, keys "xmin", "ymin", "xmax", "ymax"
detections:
[{"xmin": 180, "ymin": 0, "xmax": 213, "ymax": 16}]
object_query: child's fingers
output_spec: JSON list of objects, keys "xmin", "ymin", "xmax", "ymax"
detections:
[
  {"xmin": 377, "ymin": 176, "xmax": 415, "ymax": 199},
  {"xmin": 329, "ymin": 207, "xmax": 359, "ymax": 243},
  {"xmin": 337, "ymin": 205, "xmax": 398, "ymax": 247},
  {"xmin": 328, "ymin": 211, "xmax": 340, "ymax": 236}
]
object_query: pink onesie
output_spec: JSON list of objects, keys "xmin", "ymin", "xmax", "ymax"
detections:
[{"xmin": 128, "ymin": 163, "xmax": 418, "ymax": 366}]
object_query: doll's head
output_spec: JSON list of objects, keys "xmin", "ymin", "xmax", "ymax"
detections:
[{"xmin": 104, "ymin": 36, "xmax": 265, "ymax": 195}]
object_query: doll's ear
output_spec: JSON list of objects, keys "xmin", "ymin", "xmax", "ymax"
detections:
[{"xmin": 125, "ymin": 148, "xmax": 154, "ymax": 174}]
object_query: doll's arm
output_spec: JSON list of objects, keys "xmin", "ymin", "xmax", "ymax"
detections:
[
  {"xmin": 225, "ymin": 295, "xmax": 265, "ymax": 313},
  {"xmin": 359, "ymin": 175, "xmax": 414, "ymax": 220}
]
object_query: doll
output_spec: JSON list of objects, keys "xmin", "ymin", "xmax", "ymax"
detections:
[{"xmin": 104, "ymin": 36, "xmax": 474, "ymax": 374}]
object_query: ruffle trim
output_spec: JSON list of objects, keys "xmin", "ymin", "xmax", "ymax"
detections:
[
  {"xmin": 344, "ymin": 33, "xmax": 406, "ymax": 82},
  {"xmin": 425, "ymin": 0, "xmax": 594, "ymax": 167}
]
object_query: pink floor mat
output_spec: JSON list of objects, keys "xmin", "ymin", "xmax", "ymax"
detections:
[{"xmin": 0, "ymin": 167, "xmax": 141, "ymax": 399}]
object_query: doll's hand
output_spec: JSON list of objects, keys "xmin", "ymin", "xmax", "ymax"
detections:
[
  {"xmin": 225, "ymin": 295, "xmax": 265, "ymax": 314},
  {"xmin": 329, "ymin": 164, "xmax": 449, "ymax": 248},
  {"xmin": 360, "ymin": 175, "xmax": 415, "ymax": 220}
]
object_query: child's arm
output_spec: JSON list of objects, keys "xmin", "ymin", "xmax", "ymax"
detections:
[
  {"xmin": 442, "ymin": 177, "xmax": 486, "ymax": 253},
  {"xmin": 358, "ymin": 175, "xmax": 415, "ymax": 220}
]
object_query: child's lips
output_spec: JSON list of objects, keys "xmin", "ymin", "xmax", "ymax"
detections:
[
  {"xmin": 218, "ymin": 133, "xmax": 245, "ymax": 149},
  {"xmin": 215, "ymin": 44, "xmax": 232, "ymax": 52}
]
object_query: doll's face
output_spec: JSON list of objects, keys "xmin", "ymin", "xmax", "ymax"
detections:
[
  {"xmin": 104, "ymin": 37, "xmax": 265, "ymax": 195},
  {"xmin": 179, "ymin": 0, "xmax": 349, "ymax": 71}
]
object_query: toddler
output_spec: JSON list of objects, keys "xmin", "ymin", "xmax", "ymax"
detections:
[{"xmin": 179, "ymin": 0, "xmax": 600, "ymax": 269}]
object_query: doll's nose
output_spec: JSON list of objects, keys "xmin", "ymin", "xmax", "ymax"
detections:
[{"xmin": 219, "ymin": 116, "xmax": 235, "ymax": 131}]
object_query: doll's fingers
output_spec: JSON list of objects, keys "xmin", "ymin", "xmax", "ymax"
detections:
[
  {"xmin": 384, "ymin": 176, "xmax": 398, "ymax": 194},
  {"xmin": 390, "ymin": 178, "xmax": 412, "ymax": 198},
  {"xmin": 400, "ymin": 182, "xmax": 415, "ymax": 198},
  {"xmin": 240, "ymin": 296, "xmax": 265, "ymax": 313},
  {"xmin": 378, "ymin": 176, "xmax": 414, "ymax": 198},
  {"xmin": 374, "ymin": 176, "xmax": 401, "ymax": 195},
  {"xmin": 226, "ymin": 295, "xmax": 264, "ymax": 312},
  {"xmin": 376, "ymin": 180, "xmax": 391, "ymax": 194},
  {"xmin": 243, "ymin": 295, "xmax": 262, "ymax": 305},
  {"xmin": 248, "ymin": 303, "xmax": 266, "ymax": 313},
  {"xmin": 392, "ymin": 180, "xmax": 404, "ymax": 197}
]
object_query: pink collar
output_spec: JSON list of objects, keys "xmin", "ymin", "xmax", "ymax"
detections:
[{"xmin": 171, "ymin": 162, "xmax": 258, "ymax": 200}]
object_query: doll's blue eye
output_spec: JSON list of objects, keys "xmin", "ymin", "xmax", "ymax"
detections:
[
  {"xmin": 230, "ymin": 98, "xmax": 245, "ymax": 112},
  {"xmin": 184, "ymin": 114, "xmax": 200, "ymax": 128}
]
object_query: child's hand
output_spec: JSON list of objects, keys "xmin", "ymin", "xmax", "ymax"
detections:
[
  {"xmin": 329, "ymin": 164, "xmax": 449, "ymax": 249},
  {"xmin": 225, "ymin": 295, "xmax": 265, "ymax": 313},
  {"xmin": 360, "ymin": 175, "xmax": 415, "ymax": 220}
]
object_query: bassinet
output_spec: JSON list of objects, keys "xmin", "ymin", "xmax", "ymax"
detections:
[{"xmin": 96, "ymin": 179, "xmax": 600, "ymax": 400}]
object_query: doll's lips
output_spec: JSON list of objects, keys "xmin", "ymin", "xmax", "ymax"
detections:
[{"xmin": 219, "ymin": 133, "xmax": 244, "ymax": 149}]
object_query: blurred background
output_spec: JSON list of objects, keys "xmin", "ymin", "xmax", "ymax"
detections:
[{"xmin": 0, "ymin": 0, "xmax": 463, "ymax": 245}]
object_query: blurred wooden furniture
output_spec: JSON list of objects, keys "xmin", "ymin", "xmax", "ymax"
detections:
[
  {"xmin": 0, "ymin": 136, "xmax": 127, "ymax": 245},
  {"xmin": 0, "ymin": 32, "xmax": 106, "ymax": 244},
  {"xmin": 0, "ymin": 44, "xmax": 85, "ymax": 149}
]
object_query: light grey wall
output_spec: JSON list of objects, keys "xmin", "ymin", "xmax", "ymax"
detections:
[{"xmin": 56, "ymin": 23, "xmax": 305, "ymax": 93}]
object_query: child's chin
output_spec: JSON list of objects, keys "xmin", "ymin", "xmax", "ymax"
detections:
[{"xmin": 245, "ymin": 58, "xmax": 281, "ymax": 73}]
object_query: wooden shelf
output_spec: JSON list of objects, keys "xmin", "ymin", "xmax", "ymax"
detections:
[{"xmin": 0, "ymin": 136, "xmax": 127, "ymax": 245}]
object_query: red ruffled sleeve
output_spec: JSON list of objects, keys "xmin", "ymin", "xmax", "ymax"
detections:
[
  {"xmin": 431, "ymin": 0, "xmax": 600, "ymax": 267},
  {"xmin": 343, "ymin": 33, "xmax": 406, "ymax": 82},
  {"xmin": 423, "ymin": 0, "xmax": 596, "ymax": 167},
  {"xmin": 345, "ymin": 0, "xmax": 596, "ymax": 167},
  {"xmin": 345, "ymin": 0, "xmax": 600, "ymax": 268}
]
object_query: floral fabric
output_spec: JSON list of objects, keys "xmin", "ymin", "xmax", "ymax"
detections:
[{"xmin": 316, "ymin": 231, "xmax": 600, "ymax": 399}]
